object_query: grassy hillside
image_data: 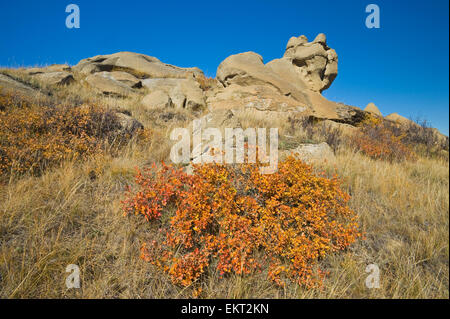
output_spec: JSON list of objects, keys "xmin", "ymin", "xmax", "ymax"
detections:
[{"xmin": 0, "ymin": 72, "xmax": 448, "ymax": 298}]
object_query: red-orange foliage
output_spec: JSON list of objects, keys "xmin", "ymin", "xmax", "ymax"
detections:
[
  {"xmin": 122, "ymin": 158, "xmax": 361, "ymax": 288},
  {"xmin": 351, "ymin": 117, "xmax": 416, "ymax": 162},
  {"xmin": 0, "ymin": 91, "xmax": 129, "ymax": 178}
]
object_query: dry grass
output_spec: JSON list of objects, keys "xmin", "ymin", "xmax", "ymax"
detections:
[
  {"xmin": 1, "ymin": 147, "xmax": 447, "ymax": 298},
  {"xmin": 0, "ymin": 74, "xmax": 448, "ymax": 299}
]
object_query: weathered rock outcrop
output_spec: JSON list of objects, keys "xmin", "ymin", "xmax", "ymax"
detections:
[
  {"xmin": 25, "ymin": 64, "xmax": 71, "ymax": 75},
  {"xmin": 212, "ymin": 34, "xmax": 361, "ymax": 124},
  {"xmin": 84, "ymin": 73, "xmax": 134, "ymax": 96},
  {"xmin": 385, "ymin": 113, "xmax": 416, "ymax": 127},
  {"xmin": 5, "ymin": 32, "xmax": 440, "ymax": 139},
  {"xmin": 142, "ymin": 90, "xmax": 173, "ymax": 110},
  {"xmin": 73, "ymin": 52, "xmax": 203, "ymax": 79},
  {"xmin": 283, "ymin": 33, "xmax": 338, "ymax": 92},
  {"xmin": 216, "ymin": 52, "xmax": 310, "ymax": 107},
  {"xmin": 364, "ymin": 102, "xmax": 382, "ymax": 117},
  {"xmin": 34, "ymin": 71, "xmax": 75, "ymax": 86},
  {"xmin": 142, "ymin": 77, "xmax": 206, "ymax": 111}
]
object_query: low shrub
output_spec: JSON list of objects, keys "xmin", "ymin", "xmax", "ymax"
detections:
[
  {"xmin": 0, "ymin": 92, "xmax": 129, "ymax": 178},
  {"xmin": 403, "ymin": 118, "xmax": 449, "ymax": 159},
  {"xmin": 350, "ymin": 116, "xmax": 416, "ymax": 162},
  {"xmin": 122, "ymin": 158, "xmax": 361, "ymax": 289}
]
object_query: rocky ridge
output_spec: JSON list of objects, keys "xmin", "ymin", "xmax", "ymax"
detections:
[{"xmin": 0, "ymin": 33, "xmax": 445, "ymax": 142}]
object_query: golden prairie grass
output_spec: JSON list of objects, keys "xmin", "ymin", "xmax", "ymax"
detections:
[
  {"xmin": 0, "ymin": 145, "xmax": 447, "ymax": 298},
  {"xmin": 0, "ymin": 75, "xmax": 448, "ymax": 298}
]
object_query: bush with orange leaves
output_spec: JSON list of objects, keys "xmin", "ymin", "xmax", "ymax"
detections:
[
  {"xmin": 350, "ymin": 116, "xmax": 416, "ymax": 162},
  {"xmin": 122, "ymin": 158, "xmax": 362, "ymax": 289},
  {"xmin": 0, "ymin": 91, "xmax": 128, "ymax": 178}
]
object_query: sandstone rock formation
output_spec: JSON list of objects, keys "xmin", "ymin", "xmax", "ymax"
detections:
[
  {"xmin": 34, "ymin": 71, "xmax": 75, "ymax": 86},
  {"xmin": 212, "ymin": 33, "xmax": 359, "ymax": 123},
  {"xmin": 0, "ymin": 73, "xmax": 39, "ymax": 95},
  {"xmin": 3, "ymin": 32, "xmax": 444, "ymax": 143},
  {"xmin": 283, "ymin": 33, "xmax": 338, "ymax": 93},
  {"xmin": 385, "ymin": 113, "xmax": 417, "ymax": 127},
  {"xmin": 142, "ymin": 90, "xmax": 173, "ymax": 110},
  {"xmin": 364, "ymin": 102, "xmax": 382, "ymax": 117},
  {"xmin": 73, "ymin": 52, "xmax": 202, "ymax": 79},
  {"xmin": 142, "ymin": 77, "xmax": 206, "ymax": 111},
  {"xmin": 84, "ymin": 73, "xmax": 134, "ymax": 96},
  {"xmin": 25, "ymin": 64, "xmax": 71, "ymax": 75},
  {"xmin": 96, "ymin": 71, "xmax": 142, "ymax": 88}
]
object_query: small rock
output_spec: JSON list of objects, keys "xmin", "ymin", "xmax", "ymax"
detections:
[{"xmin": 285, "ymin": 142, "xmax": 335, "ymax": 162}]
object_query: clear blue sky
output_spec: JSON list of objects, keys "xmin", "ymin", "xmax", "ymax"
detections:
[{"xmin": 0, "ymin": 0, "xmax": 448, "ymax": 134}]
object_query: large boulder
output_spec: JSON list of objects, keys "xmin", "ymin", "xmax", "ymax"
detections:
[
  {"xmin": 283, "ymin": 33, "xmax": 338, "ymax": 92},
  {"xmin": 364, "ymin": 102, "xmax": 382, "ymax": 117},
  {"xmin": 73, "ymin": 52, "xmax": 203, "ymax": 79},
  {"xmin": 141, "ymin": 90, "xmax": 173, "ymax": 110},
  {"xmin": 216, "ymin": 52, "xmax": 309, "ymax": 106},
  {"xmin": 34, "ymin": 71, "xmax": 75, "ymax": 86},
  {"xmin": 212, "ymin": 34, "xmax": 348, "ymax": 122},
  {"xmin": 84, "ymin": 73, "xmax": 134, "ymax": 96},
  {"xmin": 142, "ymin": 77, "xmax": 206, "ymax": 111},
  {"xmin": 96, "ymin": 71, "xmax": 142, "ymax": 88},
  {"xmin": 207, "ymin": 83, "xmax": 305, "ymax": 112}
]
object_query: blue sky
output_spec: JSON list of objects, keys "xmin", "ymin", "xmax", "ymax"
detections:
[{"xmin": 0, "ymin": 0, "xmax": 448, "ymax": 134}]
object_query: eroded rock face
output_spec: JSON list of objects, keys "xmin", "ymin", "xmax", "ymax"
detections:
[
  {"xmin": 141, "ymin": 90, "xmax": 173, "ymax": 110},
  {"xmin": 84, "ymin": 73, "xmax": 134, "ymax": 97},
  {"xmin": 385, "ymin": 113, "xmax": 416, "ymax": 127},
  {"xmin": 213, "ymin": 34, "xmax": 347, "ymax": 122},
  {"xmin": 216, "ymin": 52, "xmax": 309, "ymax": 106},
  {"xmin": 142, "ymin": 77, "xmax": 206, "ymax": 111},
  {"xmin": 364, "ymin": 102, "xmax": 382, "ymax": 117},
  {"xmin": 97, "ymin": 71, "xmax": 142, "ymax": 88},
  {"xmin": 73, "ymin": 52, "xmax": 203, "ymax": 79},
  {"xmin": 34, "ymin": 71, "xmax": 75, "ymax": 86},
  {"xmin": 283, "ymin": 33, "xmax": 338, "ymax": 92}
]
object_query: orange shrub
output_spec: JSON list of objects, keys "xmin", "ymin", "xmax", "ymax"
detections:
[
  {"xmin": 0, "ymin": 92, "xmax": 128, "ymax": 178},
  {"xmin": 350, "ymin": 117, "xmax": 416, "ymax": 162},
  {"xmin": 122, "ymin": 158, "xmax": 361, "ymax": 288}
]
